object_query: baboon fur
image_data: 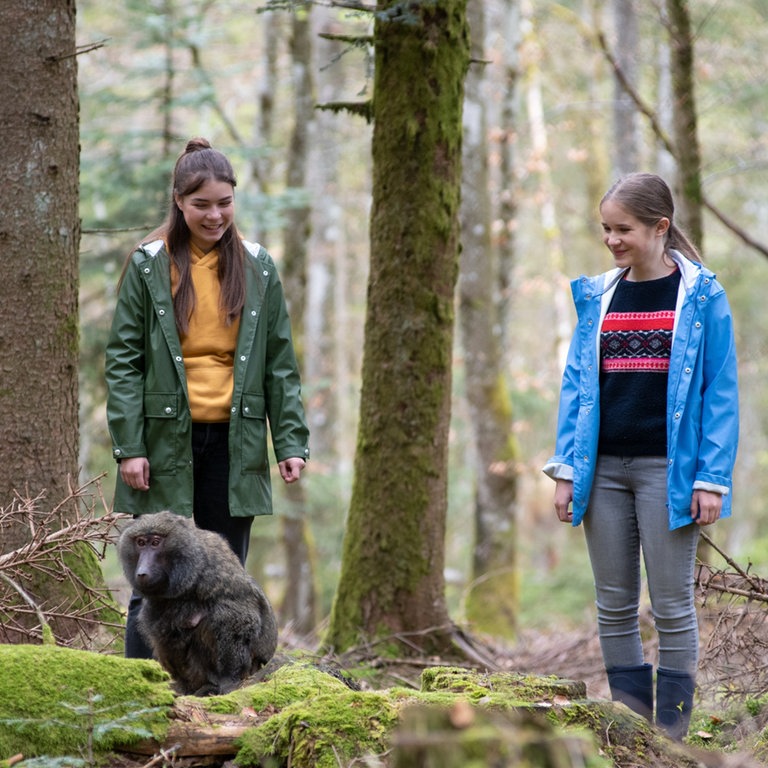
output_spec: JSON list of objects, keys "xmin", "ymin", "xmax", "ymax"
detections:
[{"xmin": 118, "ymin": 511, "xmax": 277, "ymax": 696}]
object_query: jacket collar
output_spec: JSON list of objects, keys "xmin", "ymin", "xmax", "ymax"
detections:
[{"xmin": 579, "ymin": 248, "xmax": 712, "ymax": 297}]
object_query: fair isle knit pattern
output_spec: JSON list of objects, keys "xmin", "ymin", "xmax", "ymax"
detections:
[
  {"xmin": 601, "ymin": 310, "xmax": 675, "ymax": 373},
  {"xmin": 598, "ymin": 269, "xmax": 680, "ymax": 457}
]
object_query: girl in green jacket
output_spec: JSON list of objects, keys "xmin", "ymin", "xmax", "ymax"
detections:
[{"xmin": 105, "ymin": 137, "xmax": 310, "ymax": 658}]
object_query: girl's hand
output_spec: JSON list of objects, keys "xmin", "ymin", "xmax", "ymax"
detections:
[
  {"xmin": 279, "ymin": 457, "xmax": 306, "ymax": 484},
  {"xmin": 554, "ymin": 479, "xmax": 574, "ymax": 523},
  {"xmin": 120, "ymin": 457, "xmax": 150, "ymax": 491},
  {"xmin": 691, "ymin": 489, "xmax": 722, "ymax": 526}
]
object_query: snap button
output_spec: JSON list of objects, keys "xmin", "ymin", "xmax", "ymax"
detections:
[
  {"xmin": 143, "ymin": 267, "xmax": 150, "ymax": 274},
  {"xmin": 175, "ymin": 356, "xmax": 182, "ymax": 362},
  {"xmin": 158, "ymin": 309, "xmax": 165, "ymax": 316},
  {"xmin": 240, "ymin": 355, "xmax": 246, "ymax": 362},
  {"xmin": 244, "ymin": 406, "xmax": 250, "ymax": 414},
  {"xmin": 164, "ymin": 406, "xmax": 172, "ymax": 414}
]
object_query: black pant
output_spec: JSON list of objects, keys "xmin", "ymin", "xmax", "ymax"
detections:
[{"xmin": 124, "ymin": 422, "xmax": 254, "ymax": 658}]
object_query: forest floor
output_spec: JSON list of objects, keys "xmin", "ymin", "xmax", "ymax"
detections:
[
  {"xmin": 102, "ymin": 612, "xmax": 767, "ymax": 768},
  {"xmin": 103, "ymin": 582, "xmax": 768, "ymax": 768},
  {"xmin": 317, "ymin": 590, "xmax": 768, "ymax": 768}
]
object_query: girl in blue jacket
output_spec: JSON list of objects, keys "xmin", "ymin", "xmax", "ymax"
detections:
[{"xmin": 543, "ymin": 173, "xmax": 738, "ymax": 740}]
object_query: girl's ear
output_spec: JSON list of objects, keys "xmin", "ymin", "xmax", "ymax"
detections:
[{"xmin": 656, "ymin": 217, "xmax": 671, "ymax": 236}]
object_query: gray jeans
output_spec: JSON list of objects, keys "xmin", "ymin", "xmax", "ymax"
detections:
[{"xmin": 583, "ymin": 455, "xmax": 700, "ymax": 673}]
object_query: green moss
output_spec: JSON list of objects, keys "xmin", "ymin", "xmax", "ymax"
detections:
[
  {"xmin": 17, "ymin": 542, "xmax": 124, "ymax": 648},
  {"xmin": 0, "ymin": 645, "xmax": 173, "ymax": 758},
  {"xmin": 235, "ymin": 665, "xmax": 400, "ymax": 768},
  {"xmin": 420, "ymin": 666, "xmax": 587, "ymax": 705},
  {"xmin": 189, "ymin": 661, "xmax": 376, "ymax": 716}
]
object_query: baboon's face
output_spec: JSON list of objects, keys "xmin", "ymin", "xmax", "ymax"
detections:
[{"xmin": 131, "ymin": 533, "xmax": 171, "ymax": 595}]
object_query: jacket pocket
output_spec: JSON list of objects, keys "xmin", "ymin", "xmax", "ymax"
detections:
[
  {"xmin": 143, "ymin": 392, "xmax": 179, "ymax": 475},
  {"xmin": 240, "ymin": 393, "xmax": 268, "ymax": 473}
]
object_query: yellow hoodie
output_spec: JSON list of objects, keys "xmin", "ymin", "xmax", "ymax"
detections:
[{"xmin": 172, "ymin": 243, "xmax": 240, "ymax": 422}]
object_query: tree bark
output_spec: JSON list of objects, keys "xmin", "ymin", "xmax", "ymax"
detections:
[
  {"xmin": 665, "ymin": 0, "xmax": 703, "ymax": 248},
  {"xmin": 0, "ymin": 0, "xmax": 80, "ymax": 518},
  {"xmin": 611, "ymin": 0, "xmax": 640, "ymax": 177},
  {"xmin": 459, "ymin": 0, "xmax": 519, "ymax": 639},
  {"xmin": 494, "ymin": 0, "xmax": 521, "ymax": 360},
  {"xmin": 326, "ymin": 0, "xmax": 470, "ymax": 654},
  {"xmin": 0, "ymin": 0, "xmax": 113, "ymax": 645}
]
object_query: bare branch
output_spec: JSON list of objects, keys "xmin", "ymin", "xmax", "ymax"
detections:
[
  {"xmin": 594, "ymin": 29, "xmax": 768, "ymax": 260},
  {"xmin": 0, "ymin": 477, "xmax": 131, "ymax": 648}
]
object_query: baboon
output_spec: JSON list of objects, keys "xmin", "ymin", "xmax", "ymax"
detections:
[{"xmin": 118, "ymin": 511, "xmax": 277, "ymax": 696}]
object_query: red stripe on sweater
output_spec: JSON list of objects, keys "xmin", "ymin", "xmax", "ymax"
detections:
[{"xmin": 602, "ymin": 311, "xmax": 675, "ymax": 331}]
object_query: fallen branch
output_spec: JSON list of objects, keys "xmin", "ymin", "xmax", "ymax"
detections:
[
  {"xmin": 118, "ymin": 715, "xmax": 253, "ymax": 757},
  {"xmin": 696, "ymin": 564, "xmax": 768, "ymax": 604}
]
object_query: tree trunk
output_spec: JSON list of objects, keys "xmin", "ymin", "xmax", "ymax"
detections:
[
  {"xmin": 611, "ymin": 0, "xmax": 640, "ymax": 177},
  {"xmin": 279, "ymin": 6, "xmax": 318, "ymax": 635},
  {"xmin": 326, "ymin": 0, "xmax": 470, "ymax": 654},
  {"xmin": 520, "ymin": 0, "xmax": 571, "ymax": 372},
  {"xmin": 665, "ymin": 0, "xmax": 703, "ymax": 248},
  {"xmin": 459, "ymin": 1, "xmax": 519, "ymax": 639},
  {"xmin": 251, "ymin": 8, "xmax": 280, "ymax": 243},
  {"xmin": 494, "ymin": 0, "xmax": 521, "ymax": 361},
  {"xmin": 0, "ymin": 0, "xmax": 113, "ymax": 645}
]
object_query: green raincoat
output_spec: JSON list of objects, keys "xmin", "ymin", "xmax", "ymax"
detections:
[{"xmin": 105, "ymin": 239, "xmax": 309, "ymax": 517}]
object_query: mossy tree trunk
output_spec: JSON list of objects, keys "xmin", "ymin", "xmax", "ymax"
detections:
[
  {"xmin": 665, "ymin": 0, "xmax": 703, "ymax": 249},
  {"xmin": 0, "ymin": 0, "xmax": 114, "ymax": 645},
  {"xmin": 326, "ymin": 0, "xmax": 470, "ymax": 654},
  {"xmin": 459, "ymin": 2, "xmax": 519, "ymax": 639}
]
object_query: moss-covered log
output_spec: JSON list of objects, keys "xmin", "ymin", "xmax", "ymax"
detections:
[
  {"xmin": 1, "ymin": 648, "xmax": 751, "ymax": 767},
  {"xmin": 0, "ymin": 645, "xmax": 173, "ymax": 759}
]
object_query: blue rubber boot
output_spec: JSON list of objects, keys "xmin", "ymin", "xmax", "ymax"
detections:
[
  {"xmin": 606, "ymin": 663, "xmax": 653, "ymax": 722},
  {"xmin": 655, "ymin": 667, "xmax": 695, "ymax": 741}
]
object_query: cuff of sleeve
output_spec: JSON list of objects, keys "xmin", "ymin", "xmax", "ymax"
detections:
[
  {"xmin": 693, "ymin": 480, "xmax": 729, "ymax": 496},
  {"xmin": 542, "ymin": 461, "xmax": 574, "ymax": 482},
  {"xmin": 276, "ymin": 446, "xmax": 310, "ymax": 463}
]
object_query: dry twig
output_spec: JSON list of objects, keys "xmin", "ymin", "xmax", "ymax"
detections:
[
  {"xmin": 695, "ymin": 535, "xmax": 768, "ymax": 698},
  {"xmin": 0, "ymin": 477, "xmax": 130, "ymax": 648}
]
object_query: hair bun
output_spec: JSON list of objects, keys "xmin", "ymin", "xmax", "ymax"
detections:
[{"xmin": 185, "ymin": 137, "xmax": 212, "ymax": 153}]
